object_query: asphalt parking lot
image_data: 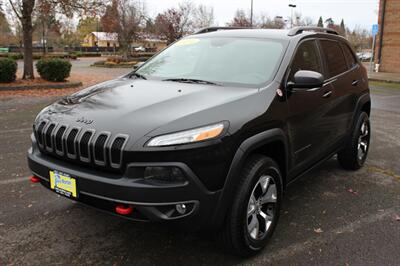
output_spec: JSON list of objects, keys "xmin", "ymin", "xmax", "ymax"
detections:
[{"xmin": 0, "ymin": 63, "xmax": 399, "ymax": 265}]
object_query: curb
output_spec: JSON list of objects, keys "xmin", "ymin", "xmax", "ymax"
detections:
[
  {"xmin": 91, "ymin": 64, "xmax": 134, "ymax": 69},
  {"xmin": 0, "ymin": 81, "xmax": 83, "ymax": 91},
  {"xmin": 368, "ymin": 78, "xmax": 400, "ymax": 84}
]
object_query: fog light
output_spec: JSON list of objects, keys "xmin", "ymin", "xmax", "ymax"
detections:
[
  {"xmin": 176, "ymin": 203, "xmax": 187, "ymax": 214},
  {"xmin": 143, "ymin": 167, "xmax": 186, "ymax": 184}
]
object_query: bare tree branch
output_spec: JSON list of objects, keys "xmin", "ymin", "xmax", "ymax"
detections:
[{"xmin": 8, "ymin": 0, "xmax": 22, "ymax": 20}]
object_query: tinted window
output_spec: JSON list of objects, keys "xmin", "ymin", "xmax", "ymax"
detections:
[
  {"xmin": 341, "ymin": 44, "xmax": 357, "ymax": 69},
  {"xmin": 320, "ymin": 40, "xmax": 348, "ymax": 78},
  {"xmin": 289, "ymin": 40, "xmax": 322, "ymax": 82}
]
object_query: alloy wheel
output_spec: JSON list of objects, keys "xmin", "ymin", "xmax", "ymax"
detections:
[
  {"xmin": 357, "ymin": 121, "xmax": 369, "ymax": 161},
  {"xmin": 247, "ymin": 175, "xmax": 277, "ymax": 240}
]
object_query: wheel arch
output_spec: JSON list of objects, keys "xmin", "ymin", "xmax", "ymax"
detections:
[
  {"xmin": 351, "ymin": 93, "xmax": 371, "ymax": 133},
  {"xmin": 211, "ymin": 128, "xmax": 289, "ymax": 229}
]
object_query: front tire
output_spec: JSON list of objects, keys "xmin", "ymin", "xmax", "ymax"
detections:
[
  {"xmin": 221, "ymin": 155, "xmax": 283, "ymax": 257},
  {"xmin": 338, "ymin": 112, "xmax": 371, "ymax": 170}
]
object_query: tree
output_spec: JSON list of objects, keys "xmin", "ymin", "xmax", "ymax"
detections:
[
  {"xmin": 325, "ymin": 18, "xmax": 335, "ymax": 28},
  {"xmin": 144, "ymin": 18, "xmax": 157, "ymax": 34},
  {"xmin": 227, "ymin": 9, "xmax": 251, "ymax": 27},
  {"xmin": 193, "ymin": 4, "xmax": 214, "ymax": 29},
  {"xmin": 7, "ymin": 0, "xmax": 106, "ymax": 80},
  {"xmin": 259, "ymin": 15, "xmax": 286, "ymax": 29},
  {"xmin": 0, "ymin": 4, "xmax": 13, "ymax": 45},
  {"xmin": 154, "ymin": 2, "xmax": 194, "ymax": 44},
  {"xmin": 101, "ymin": 0, "xmax": 146, "ymax": 59},
  {"xmin": 317, "ymin": 16, "xmax": 323, "ymax": 27},
  {"xmin": 347, "ymin": 27, "xmax": 372, "ymax": 52},
  {"xmin": 60, "ymin": 18, "xmax": 81, "ymax": 49},
  {"xmin": 34, "ymin": 3, "xmax": 62, "ymax": 54},
  {"xmin": 293, "ymin": 13, "xmax": 314, "ymax": 27},
  {"xmin": 77, "ymin": 17, "xmax": 102, "ymax": 40},
  {"xmin": 339, "ymin": 19, "xmax": 346, "ymax": 36}
]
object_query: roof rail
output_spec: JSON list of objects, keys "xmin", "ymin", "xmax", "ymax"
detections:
[
  {"xmin": 288, "ymin": 26, "xmax": 339, "ymax": 36},
  {"xmin": 194, "ymin": 27, "xmax": 250, "ymax": 35}
]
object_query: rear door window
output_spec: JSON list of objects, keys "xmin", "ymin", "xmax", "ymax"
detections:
[
  {"xmin": 320, "ymin": 40, "xmax": 348, "ymax": 78},
  {"xmin": 288, "ymin": 40, "xmax": 322, "ymax": 82},
  {"xmin": 341, "ymin": 43, "xmax": 358, "ymax": 69}
]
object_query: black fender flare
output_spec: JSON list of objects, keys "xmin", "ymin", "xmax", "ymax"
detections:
[
  {"xmin": 350, "ymin": 92, "xmax": 371, "ymax": 132},
  {"xmin": 211, "ymin": 128, "xmax": 289, "ymax": 229}
]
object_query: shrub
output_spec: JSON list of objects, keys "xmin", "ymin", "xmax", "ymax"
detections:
[
  {"xmin": 36, "ymin": 58, "xmax": 72, "ymax": 82},
  {"xmin": 0, "ymin": 58, "xmax": 17, "ymax": 83},
  {"xmin": 92, "ymin": 60, "xmax": 105, "ymax": 66}
]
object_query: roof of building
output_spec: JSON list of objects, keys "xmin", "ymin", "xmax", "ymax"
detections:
[
  {"xmin": 90, "ymin": 32, "xmax": 166, "ymax": 42},
  {"xmin": 91, "ymin": 32, "xmax": 118, "ymax": 41}
]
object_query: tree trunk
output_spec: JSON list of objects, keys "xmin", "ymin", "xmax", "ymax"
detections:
[
  {"xmin": 119, "ymin": 37, "xmax": 130, "ymax": 60},
  {"xmin": 21, "ymin": 0, "xmax": 35, "ymax": 80}
]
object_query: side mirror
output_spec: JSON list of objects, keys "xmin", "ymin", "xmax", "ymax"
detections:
[
  {"xmin": 133, "ymin": 62, "xmax": 145, "ymax": 70},
  {"xmin": 288, "ymin": 70, "xmax": 324, "ymax": 89}
]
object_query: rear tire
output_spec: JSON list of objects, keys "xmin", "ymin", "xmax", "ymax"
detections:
[
  {"xmin": 221, "ymin": 155, "xmax": 283, "ymax": 257},
  {"xmin": 338, "ymin": 112, "xmax": 370, "ymax": 170}
]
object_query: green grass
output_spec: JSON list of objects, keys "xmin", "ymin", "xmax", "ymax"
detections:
[{"xmin": 369, "ymin": 81, "xmax": 400, "ymax": 90}]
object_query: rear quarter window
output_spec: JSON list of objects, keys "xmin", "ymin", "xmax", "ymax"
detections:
[{"xmin": 320, "ymin": 40, "xmax": 348, "ymax": 78}]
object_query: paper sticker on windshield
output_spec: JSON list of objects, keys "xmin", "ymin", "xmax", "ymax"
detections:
[{"xmin": 176, "ymin": 38, "xmax": 200, "ymax": 46}]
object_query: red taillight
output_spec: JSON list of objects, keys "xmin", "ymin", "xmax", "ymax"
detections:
[
  {"xmin": 30, "ymin": 175, "xmax": 41, "ymax": 183},
  {"xmin": 115, "ymin": 204, "xmax": 134, "ymax": 215}
]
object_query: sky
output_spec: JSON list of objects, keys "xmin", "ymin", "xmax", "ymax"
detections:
[{"xmin": 145, "ymin": 0, "xmax": 380, "ymax": 31}]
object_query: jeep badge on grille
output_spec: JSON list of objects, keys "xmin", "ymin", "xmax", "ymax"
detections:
[{"xmin": 76, "ymin": 117, "xmax": 93, "ymax": 125}]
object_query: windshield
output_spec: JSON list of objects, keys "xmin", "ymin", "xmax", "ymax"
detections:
[{"xmin": 136, "ymin": 37, "xmax": 287, "ymax": 87}]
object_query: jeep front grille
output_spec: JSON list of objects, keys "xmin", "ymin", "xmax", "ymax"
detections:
[{"xmin": 33, "ymin": 121, "xmax": 128, "ymax": 170}]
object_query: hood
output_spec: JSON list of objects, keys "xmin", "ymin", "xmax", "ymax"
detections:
[{"xmin": 38, "ymin": 78, "xmax": 261, "ymax": 146}]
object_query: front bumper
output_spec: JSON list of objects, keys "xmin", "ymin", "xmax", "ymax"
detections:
[{"xmin": 27, "ymin": 146, "xmax": 221, "ymax": 231}]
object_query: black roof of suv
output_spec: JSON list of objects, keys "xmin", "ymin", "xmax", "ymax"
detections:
[{"xmin": 28, "ymin": 26, "xmax": 371, "ymax": 257}]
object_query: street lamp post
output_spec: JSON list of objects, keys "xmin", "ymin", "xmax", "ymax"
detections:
[
  {"xmin": 289, "ymin": 4, "xmax": 297, "ymax": 28},
  {"xmin": 250, "ymin": 0, "xmax": 254, "ymax": 27}
]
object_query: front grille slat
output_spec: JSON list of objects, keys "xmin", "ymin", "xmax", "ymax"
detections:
[
  {"xmin": 79, "ymin": 131, "xmax": 93, "ymax": 161},
  {"xmin": 55, "ymin": 126, "xmax": 66, "ymax": 155},
  {"xmin": 36, "ymin": 121, "xmax": 47, "ymax": 147},
  {"xmin": 45, "ymin": 124, "xmax": 56, "ymax": 152},
  {"xmin": 34, "ymin": 121, "xmax": 127, "ymax": 171},
  {"xmin": 110, "ymin": 135, "xmax": 128, "ymax": 168},
  {"xmin": 94, "ymin": 134, "xmax": 108, "ymax": 165},
  {"xmin": 66, "ymin": 128, "xmax": 79, "ymax": 158}
]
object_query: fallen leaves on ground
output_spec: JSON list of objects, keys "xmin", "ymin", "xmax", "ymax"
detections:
[
  {"xmin": 347, "ymin": 188, "xmax": 359, "ymax": 195},
  {"xmin": 314, "ymin": 228, "xmax": 323, "ymax": 234}
]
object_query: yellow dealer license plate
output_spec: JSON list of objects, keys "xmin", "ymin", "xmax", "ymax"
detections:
[{"xmin": 50, "ymin": 170, "xmax": 77, "ymax": 198}]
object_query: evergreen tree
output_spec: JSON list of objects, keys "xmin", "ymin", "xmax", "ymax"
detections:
[
  {"xmin": 340, "ymin": 19, "xmax": 346, "ymax": 36},
  {"xmin": 317, "ymin": 16, "xmax": 323, "ymax": 27}
]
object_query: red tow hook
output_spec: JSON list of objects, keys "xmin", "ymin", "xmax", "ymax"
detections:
[
  {"xmin": 115, "ymin": 204, "xmax": 134, "ymax": 215},
  {"xmin": 30, "ymin": 175, "xmax": 41, "ymax": 183}
]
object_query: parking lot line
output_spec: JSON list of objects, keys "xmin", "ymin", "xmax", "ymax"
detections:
[
  {"xmin": 0, "ymin": 176, "xmax": 30, "ymax": 186},
  {"xmin": 0, "ymin": 128, "xmax": 32, "ymax": 135}
]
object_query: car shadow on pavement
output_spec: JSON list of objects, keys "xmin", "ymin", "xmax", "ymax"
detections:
[{"xmin": 37, "ymin": 157, "xmax": 365, "ymax": 265}]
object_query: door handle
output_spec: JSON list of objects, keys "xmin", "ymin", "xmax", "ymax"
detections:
[
  {"xmin": 322, "ymin": 90, "xmax": 332, "ymax": 98},
  {"xmin": 352, "ymin": 80, "xmax": 359, "ymax": 86}
]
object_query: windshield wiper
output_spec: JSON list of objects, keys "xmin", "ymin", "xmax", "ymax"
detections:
[
  {"xmin": 130, "ymin": 72, "xmax": 147, "ymax": 80},
  {"xmin": 162, "ymin": 78, "xmax": 221, "ymax": 86}
]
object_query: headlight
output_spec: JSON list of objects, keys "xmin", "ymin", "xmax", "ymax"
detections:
[{"xmin": 147, "ymin": 123, "xmax": 225, "ymax": 147}]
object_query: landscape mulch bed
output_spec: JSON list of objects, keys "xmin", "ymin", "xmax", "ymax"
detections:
[
  {"xmin": 0, "ymin": 78, "xmax": 83, "ymax": 99},
  {"xmin": 0, "ymin": 78, "xmax": 82, "ymax": 91}
]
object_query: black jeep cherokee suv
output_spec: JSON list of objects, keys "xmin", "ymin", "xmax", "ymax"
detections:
[{"xmin": 28, "ymin": 26, "xmax": 371, "ymax": 256}]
